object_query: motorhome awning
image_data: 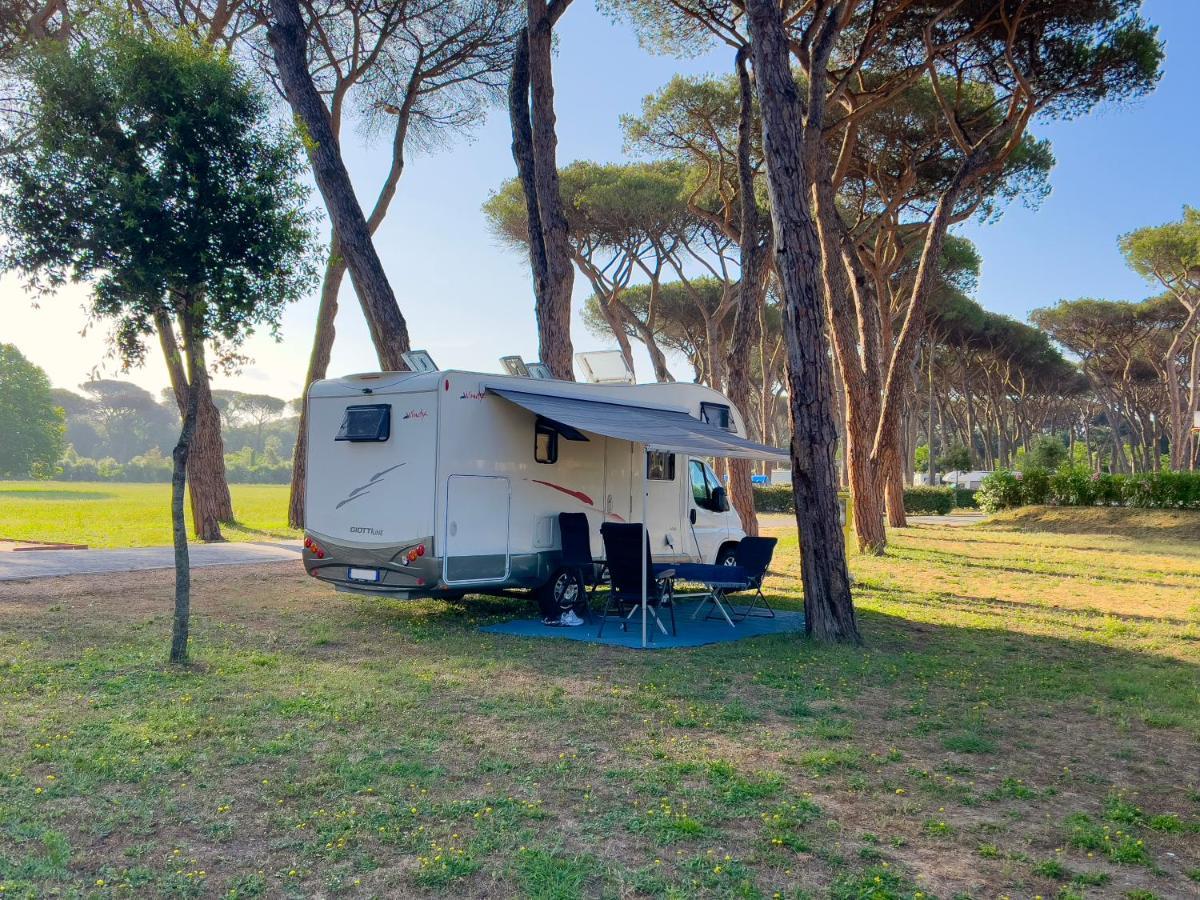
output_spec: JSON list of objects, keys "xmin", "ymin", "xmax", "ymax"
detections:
[{"xmin": 489, "ymin": 388, "xmax": 789, "ymax": 462}]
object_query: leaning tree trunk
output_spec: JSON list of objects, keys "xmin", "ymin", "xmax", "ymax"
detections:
[
  {"xmin": 157, "ymin": 311, "xmax": 231, "ymax": 541},
  {"xmin": 268, "ymin": 0, "xmax": 410, "ymax": 371},
  {"xmin": 523, "ymin": 0, "xmax": 575, "ymax": 379},
  {"xmin": 723, "ymin": 46, "xmax": 768, "ymax": 539},
  {"xmin": 170, "ymin": 312, "xmax": 203, "ymax": 665},
  {"xmin": 287, "ymin": 247, "xmax": 344, "ymax": 528},
  {"xmin": 746, "ymin": 0, "xmax": 858, "ymax": 644}
]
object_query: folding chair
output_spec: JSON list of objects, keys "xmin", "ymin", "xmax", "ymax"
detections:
[
  {"xmin": 557, "ymin": 512, "xmax": 604, "ymax": 617},
  {"xmin": 598, "ymin": 523, "xmax": 676, "ymax": 639},
  {"xmin": 727, "ymin": 536, "xmax": 778, "ymax": 619}
]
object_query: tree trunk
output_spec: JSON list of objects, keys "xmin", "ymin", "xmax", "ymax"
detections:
[
  {"xmin": 268, "ymin": 0, "xmax": 410, "ymax": 371},
  {"xmin": 746, "ymin": 0, "xmax": 858, "ymax": 644},
  {"xmin": 723, "ymin": 46, "xmax": 769, "ymax": 539},
  {"xmin": 170, "ymin": 311, "xmax": 203, "ymax": 665},
  {"xmin": 508, "ymin": 28, "xmax": 553, "ymax": 362},
  {"xmin": 523, "ymin": 0, "xmax": 575, "ymax": 379},
  {"xmin": 157, "ymin": 311, "xmax": 231, "ymax": 541},
  {"xmin": 287, "ymin": 248, "xmax": 343, "ymax": 527},
  {"xmin": 288, "ymin": 85, "xmax": 414, "ymax": 529}
]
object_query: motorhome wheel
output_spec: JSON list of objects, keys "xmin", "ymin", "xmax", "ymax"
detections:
[
  {"xmin": 716, "ymin": 545, "xmax": 738, "ymax": 567},
  {"xmin": 539, "ymin": 568, "xmax": 584, "ymax": 612}
]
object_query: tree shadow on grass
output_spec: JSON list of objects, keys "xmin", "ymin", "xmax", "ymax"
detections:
[
  {"xmin": 340, "ymin": 584, "xmax": 1200, "ymax": 740},
  {"xmin": 0, "ymin": 489, "xmax": 117, "ymax": 501}
]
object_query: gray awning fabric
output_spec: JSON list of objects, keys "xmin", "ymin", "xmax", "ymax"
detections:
[{"xmin": 489, "ymin": 387, "xmax": 788, "ymax": 462}]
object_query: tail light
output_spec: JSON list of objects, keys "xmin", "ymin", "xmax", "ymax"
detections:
[{"xmin": 416, "ymin": 544, "xmax": 425, "ymax": 557}]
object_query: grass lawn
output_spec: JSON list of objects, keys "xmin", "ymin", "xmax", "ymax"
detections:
[
  {"xmin": 1, "ymin": 517, "xmax": 1198, "ymax": 898},
  {"xmin": 0, "ymin": 481, "xmax": 298, "ymax": 547}
]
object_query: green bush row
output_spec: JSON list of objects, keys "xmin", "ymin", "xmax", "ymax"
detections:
[
  {"xmin": 976, "ymin": 465, "xmax": 1200, "ymax": 513},
  {"xmin": 753, "ymin": 484, "xmax": 973, "ymax": 516},
  {"xmin": 53, "ymin": 453, "xmax": 292, "ymax": 484}
]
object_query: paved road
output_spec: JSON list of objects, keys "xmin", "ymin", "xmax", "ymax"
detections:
[{"xmin": 0, "ymin": 541, "xmax": 302, "ymax": 581}]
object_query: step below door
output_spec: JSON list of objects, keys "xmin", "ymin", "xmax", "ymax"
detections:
[{"xmin": 443, "ymin": 475, "xmax": 511, "ymax": 585}]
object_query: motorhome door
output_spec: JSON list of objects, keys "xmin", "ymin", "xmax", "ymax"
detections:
[
  {"xmin": 688, "ymin": 458, "xmax": 730, "ymax": 563},
  {"xmin": 443, "ymin": 475, "xmax": 511, "ymax": 584},
  {"xmin": 603, "ymin": 438, "xmax": 633, "ymax": 523}
]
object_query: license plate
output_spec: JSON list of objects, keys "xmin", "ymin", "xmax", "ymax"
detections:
[{"xmin": 347, "ymin": 567, "xmax": 381, "ymax": 583}]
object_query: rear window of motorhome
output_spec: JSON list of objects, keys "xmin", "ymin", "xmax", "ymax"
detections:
[
  {"xmin": 646, "ymin": 450, "xmax": 675, "ymax": 480},
  {"xmin": 535, "ymin": 421, "xmax": 558, "ymax": 464},
  {"xmin": 335, "ymin": 404, "xmax": 391, "ymax": 442},
  {"xmin": 700, "ymin": 402, "xmax": 733, "ymax": 431}
]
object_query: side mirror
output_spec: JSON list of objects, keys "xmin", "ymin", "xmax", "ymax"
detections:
[
  {"xmin": 711, "ymin": 485, "xmax": 730, "ymax": 512},
  {"xmin": 689, "ymin": 508, "xmax": 697, "ymax": 525}
]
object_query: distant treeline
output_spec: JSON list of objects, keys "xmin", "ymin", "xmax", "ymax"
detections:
[{"xmin": 50, "ymin": 380, "xmax": 299, "ymax": 482}]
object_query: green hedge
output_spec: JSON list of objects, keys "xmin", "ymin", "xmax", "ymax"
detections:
[
  {"xmin": 752, "ymin": 484, "xmax": 795, "ymax": 513},
  {"xmin": 903, "ymin": 486, "xmax": 954, "ymax": 515},
  {"xmin": 954, "ymin": 487, "xmax": 978, "ymax": 509},
  {"xmin": 753, "ymin": 484, "xmax": 960, "ymax": 516},
  {"xmin": 976, "ymin": 465, "xmax": 1200, "ymax": 513},
  {"xmin": 54, "ymin": 453, "xmax": 292, "ymax": 484}
]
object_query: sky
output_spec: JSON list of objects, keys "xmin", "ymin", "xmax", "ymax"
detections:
[{"xmin": 4, "ymin": 0, "xmax": 1198, "ymax": 401}]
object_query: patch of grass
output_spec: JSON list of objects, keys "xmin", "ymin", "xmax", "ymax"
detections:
[
  {"xmin": 0, "ymin": 481, "xmax": 297, "ymax": 546},
  {"xmin": 1064, "ymin": 813, "xmax": 1151, "ymax": 866},
  {"xmin": 941, "ymin": 731, "xmax": 997, "ymax": 754},
  {"xmin": 515, "ymin": 848, "xmax": 596, "ymax": 900},
  {"xmin": 2, "ymin": 515, "xmax": 1199, "ymax": 896},
  {"xmin": 831, "ymin": 864, "xmax": 922, "ymax": 900},
  {"xmin": 1032, "ymin": 858, "xmax": 1070, "ymax": 879}
]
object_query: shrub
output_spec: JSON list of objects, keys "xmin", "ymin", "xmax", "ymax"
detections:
[
  {"xmin": 1049, "ymin": 464, "xmax": 1099, "ymax": 507},
  {"xmin": 953, "ymin": 487, "xmax": 978, "ymax": 510},
  {"xmin": 1123, "ymin": 470, "xmax": 1200, "ymax": 508},
  {"xmin": 904, "ymin": 486, "xmax": 954, "ymax": 515},
  {"xmin": 752, "ymin": 484, "xmax": 794, "ymax": 513},
  {"xmin": 977, "ymin": 469, "xmax": 1024, "ymax": 513},
  {"xmin": 123, "ymin": 450, "xmax": 173, "ymax": 482},
  {"xmin": 1020, "ymin": 467, "xmax": 1051, "ymax": 505}
]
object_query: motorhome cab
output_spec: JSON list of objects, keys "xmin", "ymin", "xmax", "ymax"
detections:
[{"xmin": 301, "ymin": 369, "xmax": 786, "ymax": 609}]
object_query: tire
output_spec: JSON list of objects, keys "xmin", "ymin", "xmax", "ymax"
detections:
[
  {"xmin": 715, "ymin": 544, "xmax": 738, "ymax": 567},
  {"xmin": 535, "ymin": 567, "xmax": 585, "ymax": 615}
]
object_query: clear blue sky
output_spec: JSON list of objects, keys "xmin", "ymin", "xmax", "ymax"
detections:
[{"xmin": 6, "ymin": 0, "xmax": 1197, "ymax": 397}]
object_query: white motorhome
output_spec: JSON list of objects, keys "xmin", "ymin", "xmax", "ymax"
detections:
[{"xmin": 301, "ymin": 369, "xmax": 785, "ymax": 608}]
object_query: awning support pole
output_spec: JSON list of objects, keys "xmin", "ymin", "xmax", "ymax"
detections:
[{"xmin": 641, "ymin": 444, "xmax": 648, "ymax": 649}]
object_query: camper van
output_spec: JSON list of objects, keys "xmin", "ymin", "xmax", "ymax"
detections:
[{"xmin": 301, "ymin": 369, "xmax": 785, "ymax": 610}]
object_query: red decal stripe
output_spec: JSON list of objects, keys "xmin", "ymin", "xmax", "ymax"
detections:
[{"xmin": 532, "ymin": 480, "xmax": 593, "ymax": 507}]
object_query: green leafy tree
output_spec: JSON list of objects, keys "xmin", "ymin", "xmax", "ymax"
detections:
[
  {"xmin": 937, "ymin": 443, "xmax": 971, "ymax": 475},
  {"xmin": 0, "ymin": 26, "xmax": 316, "ymax": 663},
  {"xmin": 0, "ymin": 343, "xmax": 64, "ymax": 477},
  {"xmin": 1023, "ymin": 435, "xmax": 1068, "ymax": 473},
  {"xmin": 1119, "ymin": 207, "xmax": 1200, "ymax": 469}
]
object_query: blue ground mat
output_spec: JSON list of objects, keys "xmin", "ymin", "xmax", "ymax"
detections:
[{"xmin": 481, "ymin": 601, "xmax": 806, "ymax": 649}]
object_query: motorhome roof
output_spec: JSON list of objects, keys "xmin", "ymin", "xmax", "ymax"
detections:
[{"xmin": 308, "ymin": 370, "xmax": 724, "ymax": 409}]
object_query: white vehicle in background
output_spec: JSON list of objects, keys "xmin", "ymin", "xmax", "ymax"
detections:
[{"xmin": 301, "ymin": 356, "xmax": 786, "ymax": 610}]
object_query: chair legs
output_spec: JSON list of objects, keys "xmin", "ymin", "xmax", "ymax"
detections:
[
  {"xmin": 736, "ymin": 587, "xmax": 776, "ymax": 620},
  {"xmin": 595, "ymin": 592, "xmax": 674, "ymax": 639}
]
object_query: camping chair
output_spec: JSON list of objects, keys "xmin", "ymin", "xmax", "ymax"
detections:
[
  {"xmin": 557, "ymin": 512, "xmax": 604, "ymax": 617},
  {"xmin": 727, "ymin": 536, "xmax": 778, "ymax": 619},
  {"xmin": 598, "ymin": 523, "xmax": 676, "ymax": 639}
]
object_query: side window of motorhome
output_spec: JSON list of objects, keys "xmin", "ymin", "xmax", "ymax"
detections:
[
  {"xmin": 335, "ymin": 404, "xmax": 391, "ymax": 442},
  {"xmin": 700, "ymin": 402, "xmax": 734, "ymax": 432},
  {"xmin": 534, "ymin": 421, "xmax": 558, "ymax": 464},
  {"xmin": 690, "ymin": 459, "xmax": 711, "ymax": 505},
  {"xmin": 646, "ymin": 450, "xmax": 675, "ymax": 480},
  {"xmin": 690, "ymin": 460, "xmax": 726, "ymax": 510}
]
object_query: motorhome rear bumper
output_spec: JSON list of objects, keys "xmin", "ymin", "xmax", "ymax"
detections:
[
  {"xmin": 303, "ymin": 538, "xmax": 559, "ymax": 599},
  {"xmin": 303, "ymin": 536, "xmax": 451, "ymax": 598}
]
